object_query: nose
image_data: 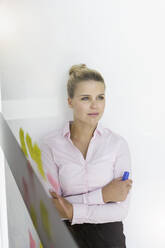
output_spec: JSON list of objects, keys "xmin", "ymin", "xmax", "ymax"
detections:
[{"xmin": 90, "ymin": 100, "xmax": 98, "ymax": 108}]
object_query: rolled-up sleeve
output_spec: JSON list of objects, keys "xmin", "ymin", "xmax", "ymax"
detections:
[{"xmin": 71, "ymin": 193, "xmax": 131, "ymax": 225}]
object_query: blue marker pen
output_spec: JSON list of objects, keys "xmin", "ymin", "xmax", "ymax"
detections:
[{"xmin": 122, "ymin": 171, "xmax": 129, "ymax": 181}]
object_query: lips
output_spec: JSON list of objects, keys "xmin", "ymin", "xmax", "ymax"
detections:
[{"xmin": 88, "ymin": 113, "xmax": 99, "ymax": 115}]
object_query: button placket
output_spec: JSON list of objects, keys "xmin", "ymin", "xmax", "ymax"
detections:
[
  {"xmin": 84, "ymin": 136, "xmax": 96, "ymax": 194},
  {"xmin": 66, "ymin": 136, "xmax": 84, "ymax": 165}
]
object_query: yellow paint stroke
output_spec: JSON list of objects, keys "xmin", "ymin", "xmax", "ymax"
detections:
[
  {"xmin": 26, "ymin": 133, "xmax": 34, "ymax": 159},
  {"xmin": 26, "ymin": 133, "xmax": 46, "ymax": 181},
  {"xmin": 33, "ymin": 143, "xmax": 46, "ymax": 180},
  {"xmin": 39, "ymin": 241, "xmax": 43, "ymax": 248},
  {"xmin": 29, "ymin": 205, "xmax": 38, "ymax": 230},
  {"xmin": 19, "ymin": 128, "xmax": 28, "ymax": 157},
  {"xmin": 40, "ymin": 200, "xmax": 51, "ymax": 240}
]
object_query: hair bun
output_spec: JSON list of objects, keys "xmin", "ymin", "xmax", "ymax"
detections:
[{"xmin": 69, "ymin": 64, "xmax": 87, "ymax": 76}]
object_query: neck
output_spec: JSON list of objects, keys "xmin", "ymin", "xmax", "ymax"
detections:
[{"xmin": 70, "ymin": 120, "xmax": 97, "ymax": 142}]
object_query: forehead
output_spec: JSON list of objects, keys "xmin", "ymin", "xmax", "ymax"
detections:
[{"xmin": 74, "ymin": 80, "xmax": 105, "ymax": 95}]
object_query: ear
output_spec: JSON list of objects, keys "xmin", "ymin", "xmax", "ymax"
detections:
[{"xmin": 68, "ymin": 97, "xmax": 73, "ymax": 108}]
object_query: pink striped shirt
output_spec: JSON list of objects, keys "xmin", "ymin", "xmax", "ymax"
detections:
[{"xmin": 39, "ymin": 120, "xmax": 132, "ymax": 225}]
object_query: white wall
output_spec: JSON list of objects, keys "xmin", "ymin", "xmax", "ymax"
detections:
[
  {"xmin": 1, "ymin": 0, "xmax": 165, "ymax": 247},
  {"xmin": 0, "ymin": 73, "xmax": 9, "ymax": 248},
  {"xmin": 0, "ymin": 75, "xmax": 9, "ymax": 248}
]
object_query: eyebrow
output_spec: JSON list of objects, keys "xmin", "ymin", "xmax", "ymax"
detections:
[{"xmin": 78, "ymin": 94, "xmax": 105, "ymax": 96}]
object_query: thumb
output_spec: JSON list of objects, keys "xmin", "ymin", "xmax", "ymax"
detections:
[{"xmin": 114, "ymin": 177, "xmax": 123, "ymax": 181}]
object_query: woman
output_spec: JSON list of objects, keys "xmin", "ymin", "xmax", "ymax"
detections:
[{"xmin": 40, "ymin": 64, "xmax": 133, "ymax": 248}]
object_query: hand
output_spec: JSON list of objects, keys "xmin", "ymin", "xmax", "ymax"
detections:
[
  {"xmin": 102, "ymin": 177, "xmax": 133, "ymax": 203},
  {"xmin": 49, "ymin": 190, "xmax": 73, "ymax": 220}
]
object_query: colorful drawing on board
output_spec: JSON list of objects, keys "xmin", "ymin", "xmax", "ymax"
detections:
[
  {"xmin": 47, "ymin": 172, "xmax": 60, "ymax": 194},
  {"xmin": 26, "ymin": 133, "xmax": 46, "ymax": 181},
  {"xmin": 28, "ymin": 230, "xmax": 36, "ymax": 248},
  {"xmin": 40, "ymin": 200, "xmax": 51, "ymax": 240},
  {"xmin": 26, "ymin": 133, "xmax": 34, "ymax": 159},
  {"xmin": 39, "ymin": 241, "xmax": 43, "ymax": 248},
  {"xmin": 19, "ymin": 128, "xmax": 28, "ymax": 157},
  {"xmin": 27, "ymin": 160, "xmax": 35, "ymax": 189},
  {"xmin": 22, "ymin": 177, "xmax": 30, "ymax": 208},
  {"xmin": 33, "ymin": 143, "xmax": 46, "ymax": 181},
  {"xmin": 27, "ymin": 160, "xmax": 34, "ymax": 176},
  {"xmin": 29, "ymin": 205, "xmax": 38, "ymax": 230}
]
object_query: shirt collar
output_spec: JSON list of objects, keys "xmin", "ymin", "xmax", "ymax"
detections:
[{"xmin": 62, "ymin": 120, "xmax": 104, "ymax": 138}]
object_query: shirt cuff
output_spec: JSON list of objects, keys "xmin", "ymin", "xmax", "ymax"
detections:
[
  {"xmin": 83, "ymin": 188, "xmax": 104, "ymax": 205},
  {"xmin": 61, "ymin": 218, "xmax": 70, "ymax": 221},
  {"xmin": 71, "ymin": 204, "xmax": 88, "ymax": 225}
]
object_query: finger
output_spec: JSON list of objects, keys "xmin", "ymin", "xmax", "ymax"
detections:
[
  {"xmin": 127, "ymin": 186, "xmax": 131, "ymax": 191},
  {"xmin": 127, "ymin": 181, "xmax": 132, "ymax": 186},
  {"xmin": 51, "ymin": 198, "xmax": 59, "ymax": 205},
  {"xmin": 115, "ymin": 177, "xmax": 123, "ymax": 181},
  {"xmin": 49, "ymin": 189, "xmax": 55, "ymax": 195},
  {"xmin": 52, "ymin": 197, "xmax": 59, "ymax": 203},
  {"xmin": 129, "ymin": 181, "xmax": 133, "ymax": 187},
  {"xmin": 50, "ymin": 192, "xmax": 57, "ymax": 198},
  {"xmin": 49, "ymin": 190, "xmax": 58, "ymax": 199},
  {"xmin": 128, "ymin": 179, "xmax": 133, "ymax": 184},
  {"xmin": 125, "ymin": 180, "xmax": 132, "ymax": 186},
  {"xmin": 51, "ymin": 198, "xmax": 58, "ymax": 205}
]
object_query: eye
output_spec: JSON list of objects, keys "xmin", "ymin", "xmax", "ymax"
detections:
[
  {"xmin": 81, "ymin": 97, "xmax": 89, "ymax": 100},
  {"xmin": 98, "ymin": 96, "xmax": 104, "ymax": 100}
]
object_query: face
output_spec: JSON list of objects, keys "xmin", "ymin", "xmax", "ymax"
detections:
[{"xmin": 68, "ymin": 80, "xmax": 105, "ymax": 126}]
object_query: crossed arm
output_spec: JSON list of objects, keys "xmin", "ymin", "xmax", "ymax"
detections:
[{"xmin": 40, "ymin": 138, "xmax": 132, "ymax": 225}]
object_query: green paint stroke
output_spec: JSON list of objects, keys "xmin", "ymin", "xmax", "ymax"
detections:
[
  {"xmin": 26, "ymin": 133, "xmax": 46, "ymax": 181},
  {"xmin": 19, "ymin": 128, "xmax": 28, "ymax": 157},
  {"xmin": 40, "ymin": 200, "xmax": 51, "ymax": 240}
]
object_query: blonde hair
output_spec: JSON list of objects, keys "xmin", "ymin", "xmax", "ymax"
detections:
[{"xmin": 67, "ymin": 64, "xmax": 105, "ymax": 98}]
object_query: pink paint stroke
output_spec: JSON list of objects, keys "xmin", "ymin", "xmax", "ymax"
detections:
[
  {"xmin": 47, "ymin": 172, "xmax": 60, "ymax": 193},
  {"xmin": 28, "ymin": 230, "xmax": 36, "ymax": 248}
]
